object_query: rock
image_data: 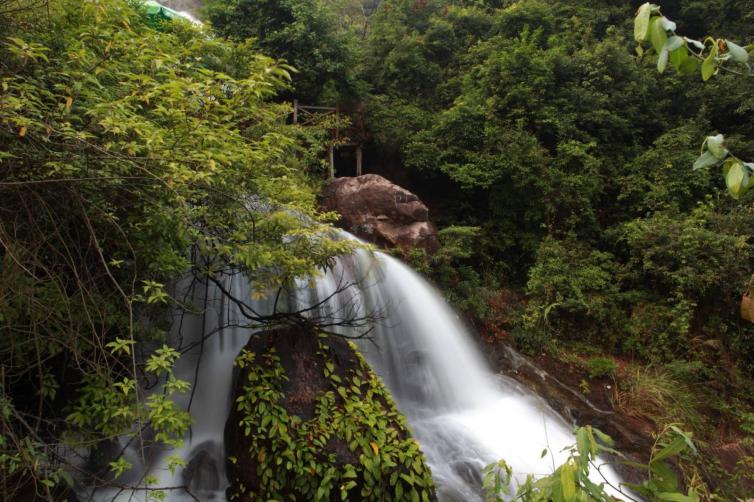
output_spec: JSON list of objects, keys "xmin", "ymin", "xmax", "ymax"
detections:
[
  {"xmin": 224, "ymin": 326, "xmax": 437, "ymax": 501},
  {"xmin": 319, "ymin": 174, "xmax": 440, "ymax": 255},
  {"xmin": 708, "ymin": 442, "xmax": 754, "ymax": 493},
  {"xmin": 182, "ymin": 441, "xmax": 222, "ymax": 493}
]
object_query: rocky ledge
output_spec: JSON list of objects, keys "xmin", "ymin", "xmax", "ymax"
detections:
[{"xmin": 319, "ymin": 174, "xmax": 440, "ymax": 255}]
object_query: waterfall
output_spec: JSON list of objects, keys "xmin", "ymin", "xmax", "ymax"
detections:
[{"xmin": 78, "ymin": 237, "xmax": 623, "ymax": 501}]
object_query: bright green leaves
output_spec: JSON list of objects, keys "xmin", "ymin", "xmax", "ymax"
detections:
[
  {"xmin": 626, "ymin": 427, "xmax": 700, "ymax": 502},
  {"xmin": 648, "ymin": 16, "xmax": 668, "ymax": 54},
  {"xmin": 701, "ymin": 43, "xmax": 718, "ymax": 81},
  {"xmin": 635, "ymin": 7, "xmax": 693, "ymax": 76},
  {"xmin": 2, "ymin": 0, "xmax": 352, "ymax": 491},
  {"xmin": 145, "ymin": 345, "xmax": 180, "ymax": 376},
  {"xmin": 634, "ymin": 3, "xmax": 655, "ymax": 43},
  {"xmin": 485, "ymin": 426, "xmax": 699, "ymax": 502},
  {"xmin": 482, "ymin": 460, "xmax": 513, "ymax": 500},
  {"xmin": 559, "ymin": 460, "xmax": 577, "ymax": 501},
  {"xmin": 690, "ymin": 134, "xmax": 754, "ymax": 198},
  {"xmin": 633, "ymin": 8, "xmax": 754, "ymax": 201},
  {"xmin": 230, "ymin": 336, "xmax": 435, "ymax": 501},
  {"xmin": 692, "ymin": 151, "xmax": 721, "ymax": 171},
  {"xmin": 106, "ymin": 336, "xmax": 136, "ymax": 356},
  {"xmin": 634, "ymin": 5, "xmax": 752, "ymax": 81},
  {"xmin": 704, "ymin": 133, "xmax": 727, "ymax": 159},
  {"xmin": 659, "ymin": 36, "xmax": 685, "ymax": 73},
  {"xmin": 723, "ymin": 159, "xmax": 749, "ymax": 199},
  {"xmin": 657, "ymin": 46, "xmax": 669, "ymax": 73}
]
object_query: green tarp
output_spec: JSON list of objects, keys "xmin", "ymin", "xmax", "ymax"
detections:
[{"xmin": 142, "ymin": 1, "xmax": 200, "ymax": 25}]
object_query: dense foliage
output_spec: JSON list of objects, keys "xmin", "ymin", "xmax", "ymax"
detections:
[
  {"xmin": 350, "ymin": 0, "xmax": 754, "ymax": 496},
  {"xmin": 203, "ymin": 0, "xmax": 754, "ymax": 492},
  {"xmin": 228, "ymin": 331, "xmax": 435, "ymax": 501},
  {"xmin": 0, "ymin": 0, "xmax": 351, "ymax": 497},
  {"xmin": 3, "ymin": 0, "xmax": 754, "ymax": 498},
  {"xmin": 203, "ymin": 0, "xmax": 362, "ymax": 103}
]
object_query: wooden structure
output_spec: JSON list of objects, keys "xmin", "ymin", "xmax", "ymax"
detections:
[{"xmin": 292, "ymin": 100, "xmax": 364, "ymax": 179}]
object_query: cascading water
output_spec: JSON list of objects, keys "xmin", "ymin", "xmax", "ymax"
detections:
[{"xmin": 79, "ymin": 236, "xmax": 623, "ymax": 501}]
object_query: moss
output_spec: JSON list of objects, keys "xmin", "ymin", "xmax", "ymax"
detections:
[{"xmin": 225, "ymin": 328, "xmax": 436, "ymax": 501}]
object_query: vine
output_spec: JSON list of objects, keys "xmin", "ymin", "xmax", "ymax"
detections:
[{"xmin": 228, "ymin": 331, "xmax": 436, "ymax": 501}]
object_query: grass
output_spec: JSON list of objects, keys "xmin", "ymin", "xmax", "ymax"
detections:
[{"xmin": 615, "ymin": 365, "xmax": 706, "ymax": 434}]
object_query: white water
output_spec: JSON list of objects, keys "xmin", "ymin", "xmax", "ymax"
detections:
[{"xmin": 79, "ymin": 240, "xmax": 623, "ymax": 501}]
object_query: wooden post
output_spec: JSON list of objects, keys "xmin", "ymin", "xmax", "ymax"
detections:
[
  {"xmin": 356, "ymin": 146, "xmax": 363, "ymax": 176},
  {"xmin": 293, "ymin": 99, "xmax": 298, "ymax": 124},
  {"xmin": 328, "ymin": 145, "xmax": 335, "ymax": 179}
]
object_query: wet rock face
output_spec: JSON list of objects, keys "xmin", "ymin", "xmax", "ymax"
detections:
[
  {"xmin": 182, "ymin": 442, "xmax": 222, "ymax": 493},
  {"xmin": 319, "ymin": 174, "xmax": 440, "ymax": 255}
]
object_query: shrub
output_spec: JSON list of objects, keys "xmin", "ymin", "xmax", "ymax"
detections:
[
  {"xmin": 585, "ymin": 357, "xmax": 618, "ymax": 379},
  {"xmin": 524, "ymin": 237, "xmax": 626, "ymax": 348}
]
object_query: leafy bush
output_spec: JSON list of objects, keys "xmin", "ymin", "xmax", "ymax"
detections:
[
  {"xmin": 0, "ymin": 0, "xmax": 351, "ymax": 493},
  {"xmin": 229, "ymin": 333, "xmax": 435, "ymax": 501},
  {"xmin": 618, "ymin": 205, "xmax": 754, "ymax": 365},
  {"xmin": 586, "ymin": 357, "xmax": 618, "ymax": 379},
  {"xmin": 524, "ymin": 237, "xmax": 626, "ymax": 349}
]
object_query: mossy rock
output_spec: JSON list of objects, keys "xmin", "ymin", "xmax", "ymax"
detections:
[{"xmin": 225, "ymin": 326, "xmax": 437, "ymax": 501}]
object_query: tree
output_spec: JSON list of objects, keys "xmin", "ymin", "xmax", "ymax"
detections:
[
  {"xmin": 204, "ymin": 0, "xmax": 361, "ymax": 104},
  {"xmin": 0, "ymin": 0, "xmax": 352, "ymax": 496}
]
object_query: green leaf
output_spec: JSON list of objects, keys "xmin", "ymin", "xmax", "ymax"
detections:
[
  {"xmin": 726, "ymin": 40, "xmax": 749, "ymax": 64},
  {"xmin": 706, "ymin": 134, "xmax": 726, "ymax": 159},
  {"xmin": 576, "ymin": 428, "xmax": 590, "ymax": 458},
  {"xmin": 657, "ymin": 493, "xmax": 698, "ymax": 502},
  {"xmin": 652, "ymin": 435, "xmax": 688, "ymax": 464},
  {"xmin": 702, "ymin": 45, "xmax": 718, "ymax": 80},
  {"xmin": 669, "ymin": 46, "xmax": 688, "ymax": 70},
  {"xmin": 657, "ymin": 48, "xmax": 669, "ymax": 73},
  {"xmin": 724, "ymin": 160, "xmax": 749, "ymax": 199},
  {"xmin": 665, "ymin": 36, "xmax": 684, "ymax": 52},
  {"xmin": 685, "ymin": 38, "xmax": 705, "ymax": 50},
  {"xmin": 559, "ymin": 462, "xmax": 577, "ymax": 502},
  {"xmin": 650, "ymin": 460, "xmax": 680, "ymax": 492},
  {"xmin": 634, "ymin": 3, "xmax": 652, "ymax": 42},
  {"xmin": 660, "ymin": 17, "xmax": 676, "ymax": 33},
  {"xmin": 679, "ymin": 56, "xmax": 698, "ymax": 75},
  {"xmin": 649, "ymin": 17, "xmax": 668, "ymax": 54},
  {"xmin": 692, "ymin": 151, "xmax": 721, "ymax": 171}
]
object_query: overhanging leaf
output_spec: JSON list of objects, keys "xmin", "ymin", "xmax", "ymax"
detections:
[
  {"xmin": 724, "ymin": 160, "xmax": 748, "ymax": 199},
  {"xmin": 657, "ymin": 48, "xmax": 669, "ymax": 73},
  {"xmin": 634, "ymin": 3, "xmax": 652, "ymax": 42},
  {"xmin": 665, "ymin": 36, "xmax": 684, "ymax": 52},
  {"xmin": 706, "ymin": 134, "xmax": 726, "ymax": 159},
  {"xmin": 726, "ymin": 40, "xmax": 749, "ymax": 64},
  {"xmin": 692, "ymin": 151, "xmax": 721, "ymax": 170},
  {"xmin": 660, "ymin": 17, "xmax": 676, "ymax": 33},
  {"xmin": 702, "ymin": 45, "xmax": 718, "ymax": 80},
  {"xmin": 649, "ymin": 16, "xmax": 668, "ymax": 53}
]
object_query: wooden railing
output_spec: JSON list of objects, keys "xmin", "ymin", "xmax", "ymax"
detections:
[{"xmin": 292, "ymin": 100, "xmax": 364, "ymax": 179}]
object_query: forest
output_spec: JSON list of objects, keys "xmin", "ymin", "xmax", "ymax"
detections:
[{"xmin": 1, "ymin": 0, "xmax": 754, "ymax": 500}]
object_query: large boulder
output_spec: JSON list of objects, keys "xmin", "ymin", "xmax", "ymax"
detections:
[
  {"xmin": 319, "ymin": 174, "xmax": 440, "ymax": 255},
  {"xmin": 225, "ymin": 326, "xmax": 437, "ymax": 501}
]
